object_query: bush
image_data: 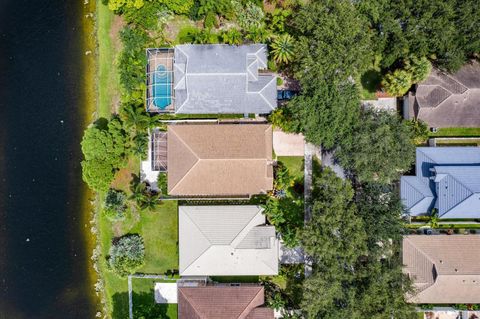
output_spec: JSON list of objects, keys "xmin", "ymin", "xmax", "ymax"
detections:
[
  {"xmin": 118, "ymin": 26, "xmax": 150, "ymax": 101},
  {"xmin": 104, "ymin": 189, "xmax": 128, "ymax": 221},
  {"xmin": 382, "ymin": 69, "xmax": 412, "ymax": 97},
  {"xmin": 276, "ymin": 77, "xmax": 283, "ymax": 86},
  {"xmin": 159, "ymin": 0, "xmax": 194, "ymax": 15},
  {"xmin": 204, "ymin": 11, "xmax": 217, "ymax": 28},
  {"xmin": 405, "ymin": 56, "xmax": 431, "ymax": 83},
  {"xmin": 232, "ymin": 0, "xmax": 264, "ymax": 30},
  {"xmin": 108, "ymin": 234, "xmax": 145, "ymax": 277},
  {"xmin": 157, "ymin": 172, "xmax": 168, "ymax": 195},
  {"xmin": 122, "ymin": 1, "xmax": 168, "ymax": 30}
]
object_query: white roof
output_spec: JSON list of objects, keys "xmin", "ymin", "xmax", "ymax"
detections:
[{"xmin": 179, "ymin": 205, "xmax": 279, "ymax": 276}]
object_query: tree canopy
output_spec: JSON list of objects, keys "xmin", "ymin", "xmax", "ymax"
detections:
[
  {"xmin": 293, "ymin": 0, "xmax": 372, "ymax": 87},
  {"xmin": 336, "ymin": 109, "xmax": 416, "ymax": 184},
  {"xmin": 286, "ymin": 79, "xmax": 360, "ymax": 149},
  {"xmin": 81, "ymin": 118, "xmax": 128, "ymax": 192},
  {"xmin": 108, "ymin": 234, "xmax": 145, "ymax": 277}
]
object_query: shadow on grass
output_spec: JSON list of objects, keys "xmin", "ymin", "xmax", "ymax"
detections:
[{"xmin": 112, "ymin": 290, "xmax": 175, "ymax": 319}]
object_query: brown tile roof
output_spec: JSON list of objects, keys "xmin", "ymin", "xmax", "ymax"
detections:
[
  {"xmin": 167, "ymin": 124, "xmax": 273, "ymax": 196},
  {"xmin": 402, "ymin": 235, "xmax": 480, "ymax": 304},
  {"xmin": 178, "ymin": 286, "xmax": 273, "ymax": 319},
  {"xmin": 410, "ymin": 60, "xmax": 480, "ymax": 127}
]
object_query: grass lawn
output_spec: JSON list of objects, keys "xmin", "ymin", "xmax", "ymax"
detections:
[
  {"xmin": 130, "ymin": 278, "xmax": 177, "ymax": 319},
  {"xmin": 429, "ymin": 127, "xmax": 480, "ymax": 137},
  {"xmin": 277, "ymin": 156, "xmax": 304, "ymax": 181},
  {"xmin": 359, "ymin": 69, "xmax": 382, "ymax": 100},
  {"xmin": 417, "ymin": 312, "xmax": 425, "ymax": 319},
  {"xmin": 97, "ymin": 3, "xmax": 121, "ymax": 119},
  {"xmin": 99, "ymin": 199, "xmax": 179, "ymax": 318}
]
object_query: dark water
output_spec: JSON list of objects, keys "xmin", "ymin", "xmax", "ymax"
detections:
[{"xmin": 0, "ymin": 1, "xmax": 96, "ymax": 318}]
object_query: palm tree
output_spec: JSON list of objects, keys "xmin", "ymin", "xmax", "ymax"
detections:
[
  {"xmin": 120, "ymin": 103, "xmax": 150, "ymax": 131},
  {"xmin": 271, "ymin": 33, "xmax": 294, "ymax": 65},
  {"xmin": 129, "ymin": 182, "xmax": 147, "ymax": 207},
  {"xmin": 131, "ymin": 132, "xmax": 149, "ymax": 159},
  {"xmin": 140, "ymin": 193, "xmax": 160, "ymax": 212}
]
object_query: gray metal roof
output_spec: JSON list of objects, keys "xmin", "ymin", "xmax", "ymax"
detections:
[
  {"xmin": 173, "ymin": 44, "xmax": 277, "ymax": 114},
  {"xmin": 401, "ymin": 147, "xmax": 480, "ymax": 218},
  {"xmin": 179, "ymin": 205, "xmax": 279, "ymax": 276}
]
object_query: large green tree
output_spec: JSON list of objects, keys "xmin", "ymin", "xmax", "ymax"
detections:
[
  {"xmin": 81, "ymin": 118, "xmax": 128, "ymax": 192},
  {"xmin": 293, "ymin": 0, "xmax": 372, "ymax": 87},
  {"xmin": 286, "ymin": 79, "xmax": 360, "ymax": 149},
  {"xmin": 336, "ymin": 109, "xmax": 416, "ymax": 184}
]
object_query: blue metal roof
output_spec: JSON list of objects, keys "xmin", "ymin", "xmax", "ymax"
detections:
[{"xmin": 401, "ymin": 147, "xmax": 480, "ymax": 218}]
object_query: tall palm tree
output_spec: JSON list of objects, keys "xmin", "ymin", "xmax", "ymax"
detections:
[{"xmin": 271, "ymin": 33, "xmax": 294, "ymax": 65}]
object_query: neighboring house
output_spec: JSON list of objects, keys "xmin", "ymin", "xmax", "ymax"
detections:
[
  {"xmin": 179, "ymin": 205, "xmax": 279, "ymax": 276},
  {"xmin": 404, "ymin": 60, "xmax": 480, "ymax": 127},
  {"xmin": 400, "ymin": 147, "xmax": 480, "ymax": 218},
  {"xmin": 403, "ymin": 235, "xmax": 480, "ymax": 304},
  {"xmin": 178, "ymin": 285, "xmax": 274, "ymax": 319},
  {"xmin": 146, "ymin": 44, "xmax": 277, "ymax": 114},
  {"xmin": 167, "ymin": 123, "xmax": 273, "ymax": 197}
]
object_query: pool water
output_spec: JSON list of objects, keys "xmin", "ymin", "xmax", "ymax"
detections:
[{"xmin": 153, "ymin": 64, "xmax": 172, "ymax": 109}]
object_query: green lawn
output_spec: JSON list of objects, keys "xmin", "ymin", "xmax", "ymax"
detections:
[
  {"xmin": 359, "ymin": 69, "xmax": 382, "ymax": 100},
  {"xmin": 97, "ymin": 3, "xmax": 120, "ymax": 119},
  {"xmin": 429, "ymin": 127, "xmax": 480, "ymax": 137},
  {"xmin": 417, "ymin": 312, "xmax": 425, "ymax": 319},
  {"xmin": 277, "ymin": 156, "xmax": 304, "ymax": 181},
  {"xmin": 99, "ymin": 200, "xmax": 179, "ymax": 318},
  {"xmin": 130, "ymin": 278, "xmax": 177, "ymax": 319}
]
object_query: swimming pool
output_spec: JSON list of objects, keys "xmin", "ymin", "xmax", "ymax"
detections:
[{"xmin": 152, "ymin": 64, "xmax": 172, "ymax": 109}]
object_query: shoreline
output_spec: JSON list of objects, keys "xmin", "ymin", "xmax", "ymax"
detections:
[{"xmin": 81, "ymin": 0, "xmax": 103, "ymax": 316}]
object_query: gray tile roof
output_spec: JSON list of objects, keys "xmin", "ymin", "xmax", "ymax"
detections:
[
  {"xmin": 401, "ymin": 147, "xmax": 480, "ymax": 218},
  {"xmin": 408, "ymin": 60, "xmax": 480, "ymax": 127},
  {"xmin": 173, "ymin": 44, "xmax": 277, "ymax": 114},
  {"xmin": 179, "ymin": 205, "xmax": 279, "ymax": 276}
]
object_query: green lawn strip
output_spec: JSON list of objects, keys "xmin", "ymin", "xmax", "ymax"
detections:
[
  {"xmin": 132, "ymin": 200, "xmax": 179, "ymax": 274},
  {"xmin": 429, "ymin": 127, "xmax": 480, "ymax": 137},
  {"xmin": 99, "ymin": 200, "xmax": 179, "ymax": 318},
  {"xmin": 277, "ymin": 156, "xmax": 305, "ymax": 180},
  {"xmin": 210, "ymin": 276, "xmax": 260, "ymax": 283},
  {"xmin": 97, "ymin": 3, "xmax": 119, "ymax": 119},
  {"xmin": 416, "ymin": 312, "xmax": 425, "ymax": 319},
  {"xmin": 131, "ymin": 278, "xmax": 178, "ymax": 319}
]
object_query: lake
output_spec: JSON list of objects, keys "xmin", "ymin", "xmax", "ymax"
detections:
[{"xmin": 0, "ymin": 0, "xmax": 98, "ymax": 318}]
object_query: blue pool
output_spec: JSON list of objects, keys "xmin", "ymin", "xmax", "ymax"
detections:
[{"xmin": 153, "ymin": 64, "xmax": 172, "ymax": 109}]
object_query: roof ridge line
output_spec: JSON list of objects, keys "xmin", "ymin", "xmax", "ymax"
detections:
[
  {"xmin": 438, "ymin": 174, "xmax": 474, "ymax": 217},
  {"xmin": 178, "ymin": 288, "xmax": 204, "ymax": 318},
  {"xmin": 230, "ymin": 207, "xmax": 264, "ymax": 247},
  {"xmin": 237, "ymin": 286, "xmax": 264, "ymax": 319},
  {"xmin": 168, "ymin": 128, "xmax": 200, "ymax": 193}
]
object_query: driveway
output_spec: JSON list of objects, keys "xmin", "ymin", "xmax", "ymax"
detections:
[{"xmin": 273, "ymin": 129, "xmax": 305, "ymax": 156}]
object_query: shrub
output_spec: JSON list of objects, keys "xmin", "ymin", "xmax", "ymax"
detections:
[
  {"xmin": 204, "ymin": 11, "xmax": 217, "ymax": 28},
  {"xmin": 407, "ymin": 119, "xmax": 429, "ymax": 144},
  {"xmin": 276, "ymin": 77, "xmax": 283, "ymax": 86},
  {"xmin": 232, "ymin": 0, "xmax": 264, "ymax": 30},
  {"xmin": 157, "ymin": 173, "xmax": 168, "ymax": 195},
  {"xmin": 118, "ymin": 26, "xmax": 150, "ymax": 100},
  {"xmin": 405, "ymin": 56, "xmax": 432, "ymax": 83},
  {"xmin": 220, "ymin": 28, "xmax": 243, "ymax": 45},
  {"xmin": 177, "ymin": 25, "xmax": 200, "ymax": 43},
  {"xmin": 382, "ymin": 69, "xmax": 412, "ymax": 97},
  {"xmin": 104, "ymin": 189, "xmax": 128, "ymax": 221},
  {"xmin": 108, "ymin": 234, "xmax": 145, "ymax": 277},
  {"xmin": 159, "ymin": 0, "xmax": 194, "ymax": 15},
  {"xmin": 108, "ymin": 0, "xmax": 145, "ymax": 12}
]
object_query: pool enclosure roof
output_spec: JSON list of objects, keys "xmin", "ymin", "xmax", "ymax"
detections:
[
  {"xmin": 147, "ymin": 45, "xmax": 277, "ymax": 114},
  {"xmin": 146, "ymin": 48, "xmax": 175, "ymax": 112}
]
